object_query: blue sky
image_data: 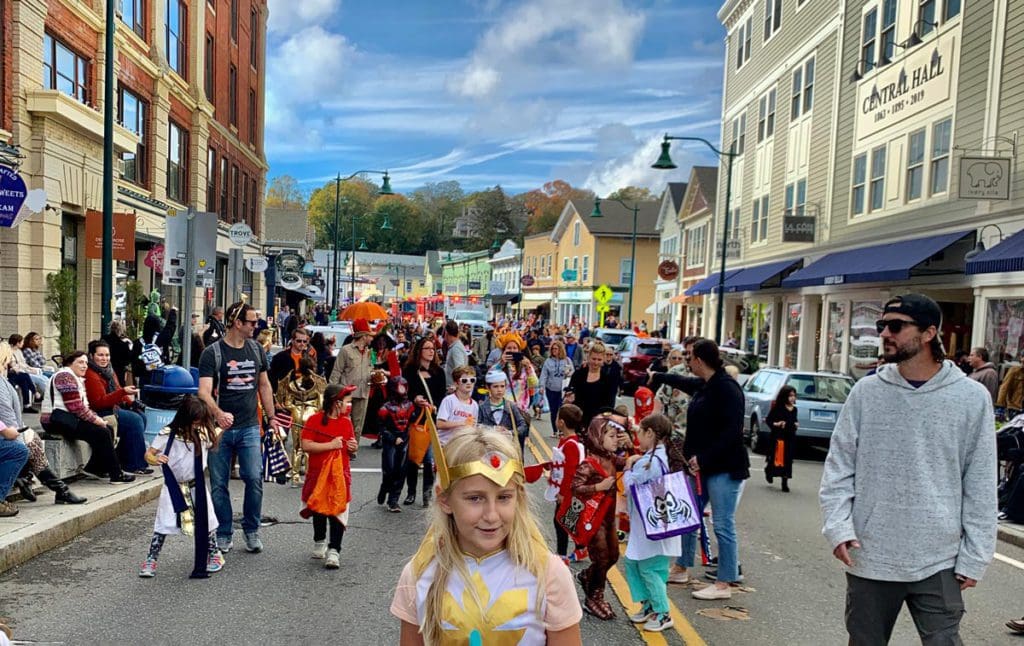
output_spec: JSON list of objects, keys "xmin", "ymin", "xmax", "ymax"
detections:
[{"xmin": 264, "ymin": 0, "xmax": 726, "ymax": 196}]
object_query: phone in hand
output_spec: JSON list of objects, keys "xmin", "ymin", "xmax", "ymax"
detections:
[
  {"xmin": 511, "ymin": 351, "xmax": 524, "ymax": 362},
  {"xmin": 17, "ymin": 427, "xmax": 29, "ymax": 433}
]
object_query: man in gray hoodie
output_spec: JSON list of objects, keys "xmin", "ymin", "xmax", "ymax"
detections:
[{"xmin": 820, "ymin": 293, "xmax": 997, "ymax": 645}]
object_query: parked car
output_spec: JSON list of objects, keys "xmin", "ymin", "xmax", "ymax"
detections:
[
  {"xmin": 591, "ymin": 327, "xmax": 636, "ymax": 349},
  {"xmin": 304, "ymin": 325, "xmax": 351, "ymax": 357},
  {"xmin": 451, "ymin": 309, "xmax": 490, "ymax": 339},
  {"xmin": 618, "ymin": 338, "xmax": 667, "ymax": 394},
  {"xmin": 719, "ymin": 346, "xmax": 761, "ymax": 376},
  {"xmin": 743, "ymin": 368, "xmax": 855, "ymax": 453}
]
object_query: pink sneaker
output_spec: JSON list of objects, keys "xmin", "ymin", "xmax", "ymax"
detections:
[{"xmin": 139, "ymin": 558, "xmax": 157, "ymax": 578}]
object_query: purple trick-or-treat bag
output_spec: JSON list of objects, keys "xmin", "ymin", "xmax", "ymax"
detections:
[{"xmin": 629, "ymin": 458, "xmax": 701, "ymax": 540}]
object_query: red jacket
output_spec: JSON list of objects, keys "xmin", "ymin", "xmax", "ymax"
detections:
[{"xmin": 84, "ymin": 368, "xmax": 130, "ymax": 415}]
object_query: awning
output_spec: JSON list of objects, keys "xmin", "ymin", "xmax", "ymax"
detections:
[
  {"xmin": 284, "ymin": 285, "xmax": 325, "ymax": 302},
  {"xmin": 684, "ymin": 269, "xmax": 742, "ymax": 296},
  {"xmin": 490, "ymin": 294, "xmax": 517, "ymax": 305},
  {"xmin": 724, "ymin": 259, "xmax": 803, "ymax": 293},
  {"xmin": 781, "ymin": 231, "xmax": 973, "ymax": 288},
  {"xmin": 644, "ymin": 301, "xmax": 673, "ymax": 315},
  {"xmin": 669, "ymin": 294, "xmax": 689, "ymax": 304},
  {"xmin": 966, "ymin": 228, "xmax": 1024, "ymax": 274}
]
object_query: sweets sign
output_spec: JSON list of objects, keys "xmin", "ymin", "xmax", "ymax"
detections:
[{"xmin": 0, "ymin": 167, "xmax": 28, "ymax": 227}]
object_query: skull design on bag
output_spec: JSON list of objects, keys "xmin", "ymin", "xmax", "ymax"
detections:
[{"xmin": 645, "ymin": 491, "xmax": 692, "ymax": 527}]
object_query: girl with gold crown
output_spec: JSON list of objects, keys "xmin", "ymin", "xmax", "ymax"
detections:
[{"xmin": 390, "ymin": 423, "xmax": 583, "ymax": 645}]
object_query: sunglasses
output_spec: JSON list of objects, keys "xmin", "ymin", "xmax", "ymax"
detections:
[
  {"xmin": 459, "ymin": 377, "xmax": 477, "ymax": 384},
  {"xmin": 875, "ymin": 319, "xmax": 920, "ymax": 334},
  {"xmin": 242, "ymin": 318, "xmax": 259, "ymax": 326},
  {"xmin": 293, "ymin": 339, "xmax": 309, "ymax": 345}
]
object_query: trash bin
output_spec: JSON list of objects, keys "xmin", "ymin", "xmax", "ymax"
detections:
[{"xmin": 141, "ymin": 366, "xmax": 199, "ymax": 444}]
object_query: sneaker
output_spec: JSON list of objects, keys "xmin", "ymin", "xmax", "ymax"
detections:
[
  {"xmin": 387, "ymin": 504, "xmax": 402, "ymax": 513},
  {"xmin": 692, "ymin": 584, "xmax": 732, "ymax": 600},
  {"xmin": 311, "ymin": 541, "xmax": 328, "ymax": 559},
  {"xmin": 704, "ymin": 565, "xmax": 743, "ymax": 582},
  {"xmin": 138, "ymin": 558, "xmax": 157, "ymax": 578},
  {"xmin": 244, "ymin": 532, "xmax": 263, "ymax": 553},
  {"xmin": 668, "ymin": 569, "xmax": 690, "ymax": 584},
  {"xmin": 566, "ymin": 547, "xmax": 589, "ymax": 563},
  {"xmin": 643, "ymin": 613, "xmax": 674, "ymax": 632},
  {"xmin": 324, "ymin": 548, "xmax": 340, "ymax": 569},
  {"xmin": 218, "ymin": 537, "xmax": 233, "ymax": 553},
  {"xmin": 206, "ymin": 551, "xmax": 225, "ymax": 573},
  {"xmin": 109, "ymin": 473, "xmax": 136, "ymax": 484},
  {"xmin": 403, "ymin": 494, "xmax": 416, "ymax": 506},
  {"xmin": 628, "ymin": 603, "xmax": 655, "ymax": 624}
]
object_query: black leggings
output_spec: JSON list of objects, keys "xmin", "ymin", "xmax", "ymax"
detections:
[
  {"xmin": 312, "ymin": 513, "xmax": 345, "ymax": 551},
  {"xmin": 554, "ymin": 513, "xmax": 570, "ymax": 556},
  {"xmin": 9, "ymin": 372, "xmax": 35, "ymax": 406},
  {"xmin": 404, "ymin": 449, "xmax": 435, "ymax": 499},
  {"xmin": 45, "ymin": 410, "xmax": 123, "ymax": 477}
]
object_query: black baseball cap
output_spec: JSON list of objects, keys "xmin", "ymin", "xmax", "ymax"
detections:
[{"xmin": 882, "ymin": 293, "xmax": 941, "ymax": 330}]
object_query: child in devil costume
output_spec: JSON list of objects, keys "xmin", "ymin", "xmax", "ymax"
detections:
[
  {"xmin": 377, "ymin": 376, "xmax": 419, "ymax": 513},
  {"xmin": 572, "ymin": 411, "xmax": 630, "ymax": 619}
]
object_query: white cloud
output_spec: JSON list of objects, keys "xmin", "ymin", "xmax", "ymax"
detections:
[
  {"xmin": 267, "ymin": 0, "xmax": 340, "ymax": 34},
  {"xmin": 267, "ymin": 27, "xmax": 357, "ymax": 104},
  {"xmin": 448, "ymin": 0, "xmax": 646, "ymax": 99}
]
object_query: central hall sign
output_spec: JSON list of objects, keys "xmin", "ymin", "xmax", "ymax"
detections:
[{"xmin": 856, "ymin": 36, "xmax": 956, "ymax": 141}]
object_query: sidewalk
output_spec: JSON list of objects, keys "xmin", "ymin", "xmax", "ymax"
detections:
[
  {"xmin": 999, "ymin": 519, "xmax": 1024, "ymax": 550},
  {"xmin": 0, "ymin": 474, "xmax": 161, "ymax": 573}
]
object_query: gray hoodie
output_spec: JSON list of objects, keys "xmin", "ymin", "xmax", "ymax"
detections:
[{"xmin": 819, "ymin": 360, "xmax": 997, "ymax": 583}]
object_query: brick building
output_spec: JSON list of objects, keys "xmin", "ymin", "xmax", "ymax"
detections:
[{"xmin": 0, "ymin": 0, "xmax": 268, "ymax": 352}]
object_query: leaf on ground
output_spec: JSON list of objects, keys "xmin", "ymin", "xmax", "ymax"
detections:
[{"xmin": 696, "ymin": 606, "xmax": 750, "ymax": 621}]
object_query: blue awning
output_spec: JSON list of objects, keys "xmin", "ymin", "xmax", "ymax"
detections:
[
  {"xmin": 724, "ymin": 259, "xmax": 804, "ymax": 293},
  {"xmin": 966, "ymin": 228, "xmax": 1024, "ymax": 274},
  {"xmin": 684, "ymin": 269, "xmax": 742, "ymax": 296},
  {"xmin": 781, "ymin": 231, "xmax": 973, "ymax": 288}
]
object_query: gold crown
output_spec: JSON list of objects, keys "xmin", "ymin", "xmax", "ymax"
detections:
[{"xmin": 427, "ymin": 416, "xmax": 524, "ymax": 490}]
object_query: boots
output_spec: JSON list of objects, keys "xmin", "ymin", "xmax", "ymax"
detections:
[
  {"xmin": 43, "ymin": 472, "xmax": 87, "ymax": 505},
  {"xmin": 422, "ymin": 490, "xmax": 432, "ymax": 508},
  {"xmin": 15, "ymin": 477, "xmax": 37, "ymax": 503}
]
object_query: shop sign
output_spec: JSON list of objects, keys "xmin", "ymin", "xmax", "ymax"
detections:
[
  {"xmin": 144, "ymin": 244, "xmax": 165, "ymax": 275},
  {"xmin": 782, "ymin": 215, "xmax": 816, "ymax": 243},
  {"xmin": 279, "ymin": 272, "xmax": 303, "ymax": 290},
  {"xmin": 824, "ymin": 275, "xmax": 845, "ymax": 285},
  {"xmin": 959, "ymin": 157, "xmax": 1011, "ymax": 200},
  {"xmin": 561, "ymin": 269, "xmax": 578, "ymax": 281},
  {"xmin": 657, "ymin": 260, "xmax": 680, "ymax": 281},
  {"xmin": 521, "ymin": 274, "xmax": 535, "ymax": 287},
  {"xmin": 229, "ymin": 222, "xmax": 253, "ymax": 246},
  {"xmin": 276, "ymin": 251, "xmax": 305, "ymax": 272},
  {"xmin": 715, "ymin": 239, "xmax": 742, "ymax": 260},
  {"xmin": 468, "ymin": 280, "xmax": 481, "ymax": 290},
  {"xmin": 856, "ymin": 37, "xmax": 955, "ymax": 141},
  {"xmin": 245, "ymin": 256, "xmax": 269, "ymax": 273},
  {"xmin": 85, "ymin": 210, "xmax": 136, "ymax": 261},
  {"xmin": 0, "ymin": 167, "xmax": 27, "ymax": 227}
]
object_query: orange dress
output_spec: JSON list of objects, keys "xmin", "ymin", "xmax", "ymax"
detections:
[{"xmin": 300, "ymin": 413, "xmax": 354, "ymax": 508}]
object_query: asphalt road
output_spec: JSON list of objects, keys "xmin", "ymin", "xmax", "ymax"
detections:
[{"xmin": 2, "ymin": 418, "xmax": 1023, "ymax": 645}]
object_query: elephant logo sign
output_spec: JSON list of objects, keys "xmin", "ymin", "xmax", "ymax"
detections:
[{"xmin": 966, "ymin": 161, "xmax": 1004, "ymax": 189}]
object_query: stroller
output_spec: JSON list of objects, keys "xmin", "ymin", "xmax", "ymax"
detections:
[{"xmin": 997, "ymin": 415, "xmax": 1024, "ymax": 523}]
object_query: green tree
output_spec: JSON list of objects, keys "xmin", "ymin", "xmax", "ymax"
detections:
[
  {"xmin": 366, "ymin": 195, "xmax": 427, "ymax": 254},
  {"xmin": 265, "ymin": 175, "xmax": 307, "ymax": 208},
  {"xmin": 464, "ymin": 186, "xmax": 521, "ymax": 251},
  {"xmin": 606, "ymin": 185, "xmax": 657, "ymax": 202},
  {"xmin": 308, "ymin": 178, "xmax": 375, "ymax": 249},
  {"xmin": 409, "ymin": 181, "xmax": 464, "ymax": 251},
  {"xmin": 45, "ymin": 268, "xmax": 77, "ymax": 356}
]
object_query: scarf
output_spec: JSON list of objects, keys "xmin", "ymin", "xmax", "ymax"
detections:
[
  {"xmin": 162, "ymin": 428, "xmax": 211, "ymax": 579},
  {"xmin": 87, "ymin": 360, "xmax": 118, "ymax": 394}
]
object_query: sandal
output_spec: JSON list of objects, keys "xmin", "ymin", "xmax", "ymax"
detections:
[{"xmin": 583, "ymin": 597, "xmax": 615, "ymax": 620}]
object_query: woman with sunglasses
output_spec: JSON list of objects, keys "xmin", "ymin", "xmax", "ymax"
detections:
[{"xmin": 401, "ymin": 337, "xmax": 446, "ymax": 507}]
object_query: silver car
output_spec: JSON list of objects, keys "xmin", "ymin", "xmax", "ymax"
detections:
[{"xmin": 742, "ymin": 368, "xmax": 855, "ymax": 453}]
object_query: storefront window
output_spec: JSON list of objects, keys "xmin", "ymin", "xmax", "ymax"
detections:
[
  {"xmin": 986, "ymin": 299, "xmax": 1024, "ymax": 363},
  {"xmin": 826, "ymin": 300, "xmax": 847, "ymax": 373},
  {"xmin": 743, "ymin": 303, "xmax": 772, "ymax": 358},
  {"xmin": 784, "ymin": 302, "xmax": 801, "ymax": 368},
  {"xmin": 849, "ymin": 300, "xmax": 883, "ymax": 379}
]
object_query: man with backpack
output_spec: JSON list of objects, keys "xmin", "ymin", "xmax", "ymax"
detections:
[{"xmin": 198, "ymin": 301, "xmax": 280, "ymax": 555}]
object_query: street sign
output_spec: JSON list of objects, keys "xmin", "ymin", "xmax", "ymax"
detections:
[
  {"xmin": 593, "ymin": 284, "xmax": 613, "ymax": 303},
  {"xmin": 245, "ymin": 256, "xmax": 269, "ymax": 272},
  {"xmin": 595, "ymin": 303, "xmax": 610, "ymax": 313},
  {"xmin": 561, "ymin": 269, "xmax": 578, "ymax": 281},
  {"xmin": 657, "ymin": 260, "xmax": 680, "ymax": 281},
  {"xmin": 229, "ymin": 222, "xmax": 253, "ymax": 246},
  {"xmin": 0, "ymin": 167, "xmax": 27, "ymax": 227}
]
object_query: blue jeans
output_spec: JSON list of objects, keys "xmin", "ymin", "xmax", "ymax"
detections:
[
  {"xmin": 545, "ymin": 388, "xmax": 563, "ymax": 435},
  {"xmin": 114, "ymin": 408, "xmax": 148, "ymax": 471},
  {"xmin": 209, "ymin": 424, "xmax": 263, "ymax": 538},
  {"xmin": 676, "ymin": 473, "xmax": 744, "ymax": 582},
  {"xmin": 676, "ymin": 473, "xmax": 700, "ymax": 568},
  {"xmin": 0, "ymin": 439, "xmax": 30, "ymax": 498}
]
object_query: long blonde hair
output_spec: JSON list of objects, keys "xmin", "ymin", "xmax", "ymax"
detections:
[
  {"xmin": 0, "ymin": 342, "xmax": 11, "ymax": 372},
  {"xmin": 415, "ymin": 426, "xmax": 550, "ymax": 646}
]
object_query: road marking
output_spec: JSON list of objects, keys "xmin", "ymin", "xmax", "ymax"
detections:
[
  {"xmin": 995, "ymin": 552, "xmax": 1024, "ymax": 571},
  {"xmin": 350, "ymin": 467, "xmax": 383, "ymax": 473},
  {"xmin": 531, "ymin": 429, "xmax": 707, "ymax": 646}
]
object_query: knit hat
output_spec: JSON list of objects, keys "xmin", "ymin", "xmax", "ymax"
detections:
[{"xmin": 485, "ymin": 370, "xmax": 506, "ymax": 385}]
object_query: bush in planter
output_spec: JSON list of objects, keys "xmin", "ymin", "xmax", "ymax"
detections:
[{"xmin": 45, "ymin": 268, "xmax": 77, "ymax": 357}]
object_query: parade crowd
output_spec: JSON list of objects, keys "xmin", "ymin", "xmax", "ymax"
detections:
[{"xmin": 0, "ymin": 291, "xmax": 1018, "ymax": 643}]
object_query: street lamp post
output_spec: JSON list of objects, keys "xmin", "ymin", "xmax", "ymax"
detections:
[
  {"xmin": 330, "ymin": 170, "xmax": 393, "ymax": 311},
  {"xmin": 652, "ymin": 134, "xmax": 737, "ymax": 344},
  {"xmin": 590, "ymin": 197, "xmax": 639, "ymax": 326}
]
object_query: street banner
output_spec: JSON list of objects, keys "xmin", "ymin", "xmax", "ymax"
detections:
[{"xmin": 85, "ymin": 210, "xmax": 136, "ymax": 261}]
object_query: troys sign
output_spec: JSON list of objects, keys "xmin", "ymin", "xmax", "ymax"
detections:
[{"xmin": 0, "ymin": 167, "xmax": 28, "ymax": 227}]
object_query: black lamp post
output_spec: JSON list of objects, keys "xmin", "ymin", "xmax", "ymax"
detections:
[
  {"xmin": 330, "ymin": 171, "xmax": 392, "ymax": 311},
  {"xmin": 653, "ymin": 134, "xmax": 737, "ymax": 345},
  {"xmin": 100, "ymin": 0, "xmax": 116, "ymax": 333},
  {"xmin": 590, "ymin": 197, "xmax": 639, "ymax": 325}
]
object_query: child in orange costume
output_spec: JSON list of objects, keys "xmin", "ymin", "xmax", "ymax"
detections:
[
  {"xmin": 572, "ymin": 412, "xmax": 630, "ymax": 620},
  {"xmin": 300, "ymin": 383, "xmax": 358, "ymax": 569}
]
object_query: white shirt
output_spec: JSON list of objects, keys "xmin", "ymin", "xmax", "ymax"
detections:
[{"xmin": 436, "ymin": 394, "xmax": 479, "ymax": 444}]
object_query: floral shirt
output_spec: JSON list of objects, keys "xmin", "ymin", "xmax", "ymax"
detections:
[{"xmin": 656, "ymin": 363, "xmax": 690, "ymax": 434}]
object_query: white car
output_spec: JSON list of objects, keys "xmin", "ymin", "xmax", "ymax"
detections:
[{"xmin": 451, "ymin": 309, "xmax": 490, "ymax": 338}]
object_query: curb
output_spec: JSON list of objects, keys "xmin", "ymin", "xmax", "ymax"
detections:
[
  {"xmin": 998, "ymin": 525, "xmax": 1024, "ymax": 550},
  {"xmin": 0, "ymin": 480, "xmax": 162, "ymax": 574}
]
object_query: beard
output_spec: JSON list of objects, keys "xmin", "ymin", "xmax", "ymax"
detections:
[{"xmin": 882, "ymin": 335, "xmax": 923, "ymax": 364}]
